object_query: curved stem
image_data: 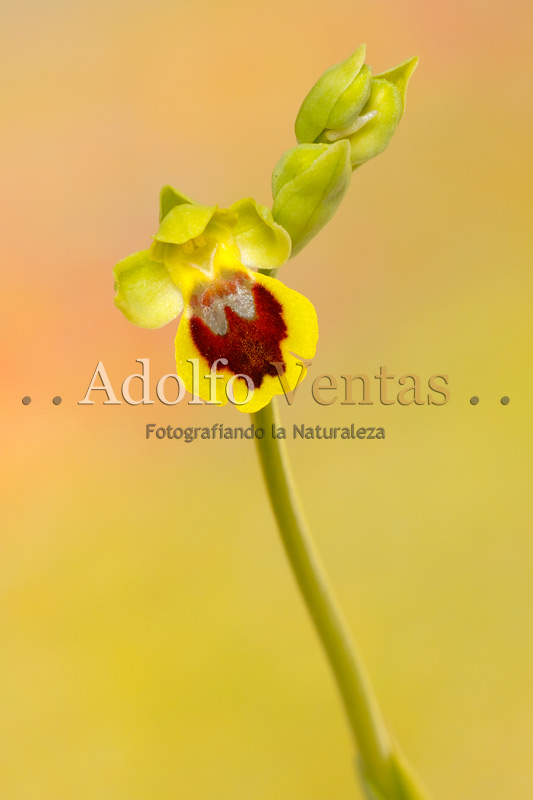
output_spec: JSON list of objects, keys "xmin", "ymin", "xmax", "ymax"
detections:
[{"xmin": 252, "ymin": 400, "xmax": 398, "ymax": 796}]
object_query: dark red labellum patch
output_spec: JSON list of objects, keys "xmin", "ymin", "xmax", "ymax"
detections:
[{"xmin": 190, "ymin": 283, "xmax": 287, "ymax": 388}]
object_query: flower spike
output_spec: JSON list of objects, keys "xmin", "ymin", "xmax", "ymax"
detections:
[
  {"xmin": 113, "ymin": 41, "xmax": 426, "ymax": 800},
  {"xmin": 114, "ymin": 49, "xmax": 417, "ymax": 405}
]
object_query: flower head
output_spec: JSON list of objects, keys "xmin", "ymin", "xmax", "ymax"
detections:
[{"xmin": 113, "ymin": 187, "xmax": 318, "ymax": 412}]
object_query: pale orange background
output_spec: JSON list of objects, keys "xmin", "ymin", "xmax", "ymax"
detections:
[{"xmin": 1, "ymin": 1, "xmax": 532, "ymax": 798}]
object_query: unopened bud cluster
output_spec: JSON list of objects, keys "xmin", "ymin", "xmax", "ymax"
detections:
[{"xmin": 271, "ymin": 44, "xmax": 418, "ymax": 255}]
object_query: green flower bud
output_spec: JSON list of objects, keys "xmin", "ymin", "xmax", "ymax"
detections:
[
  {"xmin": 295, "ymin": 46, "xmax": 418, "ymax": 169},
  {"xmin": 295, "ymin": 44, "xmax": 369, "ymax": 145},
  {"xmin": 271, "ymin": 140, "xmax": 351, "ymax": 257},
  {"xmin": 345, "ymin": 56, "xmax": 419, "ymax": 168}
]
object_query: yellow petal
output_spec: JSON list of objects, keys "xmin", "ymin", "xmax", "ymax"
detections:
[
  {"xmin": 229, "ymin": 197, "xmax": 292, "ymax": 270},
  {"xmin": 159, "ymin": 185, "xmax": 196, "ymax": 222},
  {"xmin": 155, "ymin": 203, "xmax": 217, "ymax": 245}
]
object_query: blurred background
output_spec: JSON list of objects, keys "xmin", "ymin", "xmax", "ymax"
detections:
[{"xmin": 1, "ymin": 0, "xmax": 532, "ymax": 798}]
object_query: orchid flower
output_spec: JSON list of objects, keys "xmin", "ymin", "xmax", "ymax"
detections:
[{"xmin": 114, "ymin": 188, "xmax": 318, "ymax": 412}]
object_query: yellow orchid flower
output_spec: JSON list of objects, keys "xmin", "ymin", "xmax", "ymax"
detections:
[{"xmin": 113, "ymin": 187, "xmax": 318, "ymax": 412}]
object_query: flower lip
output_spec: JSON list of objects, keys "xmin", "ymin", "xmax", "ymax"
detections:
[
  {"xmin": 174, "ymin": 251, "xmax": 318, "ymax": 412},
  {"xmin": 189, "ymin": 278, "xmax": 288, "ymax": 389}
]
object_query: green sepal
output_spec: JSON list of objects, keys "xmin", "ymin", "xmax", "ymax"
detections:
[
  {"xmin": 154, "ymin": 203, "xmax": 217, "ymax": 245},
  {"xmin": 272, "ymin": 140, "xmax": 352, "ymax": 256},
  {"xmin": 349, "ymin": 79, "xmax": 403, "ymax": 168},
  {"xmin": 375, "ymin": 56, "xmax": 419, "ymax": 117},
  {"xmin": 113, "ymin": 250, "xmax": 183, "ymax": 329},
  {"xmin": 159, "ymin": 185, "xmax": 196, "ymax": 223},
  {"xmin": 272, "ymin": 146, "xmax": 325, "ymax": 198},
  {"xmin": 326, "ymin": 63, "xmax": 373, "ymax": 132},
  {"xmin": 295, "ymin": 44, "xmax": 367, "ymax": 144},
  {"xmin": 229, "ymin": 197, "xmax": 292, "ymax": 270}
]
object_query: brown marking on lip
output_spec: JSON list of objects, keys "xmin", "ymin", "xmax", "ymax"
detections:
[{"xmin": 189, "ymin": 283, "xmax": 287, "ymax": 387}]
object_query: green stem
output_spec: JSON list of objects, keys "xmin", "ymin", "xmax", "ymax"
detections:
[{"xmin": 253, "ymin": 399, "xmax": 398, "ymax": 796}]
